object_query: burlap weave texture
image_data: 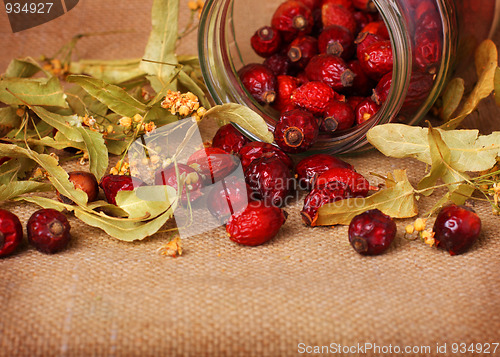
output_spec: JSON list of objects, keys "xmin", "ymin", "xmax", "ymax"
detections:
[{"xmin": 1, "ymin": 1, "xmax": 500, "ymax": 356}]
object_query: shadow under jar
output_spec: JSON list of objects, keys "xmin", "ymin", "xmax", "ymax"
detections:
[{"xmin": 198, "ymin": 0, "xmax": 500, "ymax": 154}]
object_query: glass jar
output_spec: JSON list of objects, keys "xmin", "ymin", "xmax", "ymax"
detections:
[{"xmin": 198, "ymin": 0, "xmax": 500, "ymax": 154}]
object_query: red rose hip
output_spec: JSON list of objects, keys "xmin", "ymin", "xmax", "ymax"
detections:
[
  {"xmin": 155, "ymin": 163, "xmax": 203, "ymax": 203},
  {"xmin": 301, "ymin": 181, "xmax": 351, "ymax": 226},
  {"xmin": 287, "ymin": 35, "xmax": 318, "ymax": 69},
  {"xmin": 239, "ymin": 141, "xmax": 294, "ymax": 171},
  {"xmin": 206, "ymin": 175, "xmax": 252, "ymax": 223},
  {"xmin": 291, "ymin": 81, "xmax": 338, "ymax": 115},
  {"xmin": 274, "ymin": 109, "xmax": 319, "ymax": 153},
  {"xmin": 433, "ymin": 204, "xmax": 482, "ymax": 255},
  {"xmin": 295, "ymin": 153, "xmax": 353, "ymax": 190},
  {"xmin": 245, "ymin": 155, "xmax": 294, "ymax": 207},
  {"xmin": 100, "ymin": 174, "xmax": 144, "ymax": 205},
  {"xmin": 321, "ymin": 100, "xmax": 356, "ymax": 132},
  {"xmin": 226, "ymin": 201, "xmax": 287, "ymax": 246},
  {"xmin": 348, "ymin": 209, "xmax": 397, "ymax": 255},
  {"xmin": 0, "ymin": 209, "xmax": 23, "ymax": 258},
  {"xmin": 318, "ymin": 25, "xmax": 355, "ymax": 60},
  {"xmin": 238, "ymin": 63, "xmax": 277, "ymax": 104},
  {"xmin": 305, "ymin": 54, "xmax": 355, "ymax": 92},
  {"xmin": 212, "ymin": 123, "xmax": 250, "ymax": 155},
  {"xmin": 251, "ymin": 26, "xmax": 282, "ymax": 58},
  {"xmin": 27, "ymin": 209, "xmax": 71, "ymax": 254},
  {"xmin": 187, "ymin": 147, "xmax": 239, "ymax": 185},
  {"xmin": 271, "ymin": 0, "xmax": 314, "ymax": 42}
]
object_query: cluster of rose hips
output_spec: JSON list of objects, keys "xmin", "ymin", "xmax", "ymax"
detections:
[
  {"xmin": 0, "ymin": 208, "xmax": 71, "ymax": 257},
  {"xmin": 238, "ymin": 0, "xmax": 440, "ymax": 153}
]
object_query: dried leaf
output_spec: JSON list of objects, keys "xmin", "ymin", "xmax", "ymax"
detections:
[
  {"xmin": 69, "ymin": 59, "xmax": 145, "ymax": 84},
  {"xmin": 440, "ymin": 78, "xmax": 464, "ymax": 121},
  {"xmin": 417, "ymin": 126, "xmax": 451, "ymax": 195},
  {"xmin": 315, "ymin": 170, "xmax": 418, "ymax": 226},
  {"xmin": 4, "ymin": 57, "xmax": 44, "ymax": 78},
  {"xmin": 31, "ymin": 106, "xmax": 83, "ymax": 142},
  {"xmin": 0, "ymin": 107, "xmax": 21, "ymax": 137},
  {"xmin": 0, "ymin": 158, "xmax": 36, "ymax": 184},
  {"xmin": 204, "ymin": 103, "xmax": 274, "ymax": 143},
  {"xmin": 441, "ymin": 39, "xmax": 498, "ymax": 129},
  {"xmin": 65, "ymin": 85, "xmax": 109, "ymax": 117},
  {"xmin": 66, "ymin": 75, "xmax": 147, "ymax": 117},
  {"xmin": 115, "ymin": 185, "xmax": 176, "ymax": 219},
  {"xmin": 0, "ymin": 181, "xmax": 53, "ymax": 201},
  {"xmin": 140, "ymin": 0, "xmax": 179, "ymax": 89},
  {"xmin": 0, "ymin": 76, "xmax": 68, "ymax": 107},
  {"xmin": 0, "ymin": 143, "xmax": 88, "ymax": 205},
  {"xmin": 76, "ymin": 127, "xmax": 108, "ymax": 181},
  {"xmin": 366, "ymin": 124, "xmax": 500, "ymax": 172}
]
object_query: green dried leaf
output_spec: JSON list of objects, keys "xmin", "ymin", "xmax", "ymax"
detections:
[
  {"xmin": 204, "ymin": 103, "xmax": 274, "ymax": 143},
  {"xmin": 440, "ymin": 78, "xmax": 464, "ymax": 121},
  {"xmin": 417, "ymin": 126, "xmax": 451, "ymax": 195},
  {"xmin": 65, "ymin": 85, "xmax": 109, "ymax": 117},
  {"xmin": 0, "ymin": 76, "xmax": 68, "ymax": 107},
  {"xmin": 69, "ymin": 59, "xmax": 145, "ymax": 84},
  {"xmin": 31, "ymin": 106, "xmax": 83, "ymax": 142},
  {"xmin": 367, "ymin": 124, "xmax": 500, "ymax": 172},
  {"xmin": 315, "ymin": 170, "xmax": 418, "ymax": 226},
  {"xmin": 4, "ymin": 57, "xmax": 44, "ymax": 78},
  {"xmin": 115, "ymin": 185, "xmax": 176, "ymax": 220},
  {"xmin": 66, "ymin": 75, "xmax": 147, "ymax": 117},
  {"xmin": 0, "ymin": 181, "xmax": 53, "ymax": 202},
  {"xmin": 441, "ymin": 39, "xmax": 498, "ymax": 130},
  {"xmin": 15, "ymin": 196, "xmax": 72, "ymax": 211},
  {"xmin": 0, "ymin": 143, "xmax": 88, "ymax": 205},
  {"xmin": 140, "ymin": 0, "xmax": 180, "ymax": 89},
  {"xmin": 76, "ymin": 127, "xmax": 108, "ymax": 181},
  {"xmin": 0, "ymin": 107, "xmax": 21, "ymax": 137}
]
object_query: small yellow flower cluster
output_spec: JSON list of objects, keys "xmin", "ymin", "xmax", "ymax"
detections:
[
  {"xmin": 42, "ymin": 59, "xmax": 69, "ymax": 78},
  {"xmin": 493, "ymin": 182, "xmax": 500, "ymax": 215},
  {"xmin": 118, "ymin": 114, "xmax": 143, "ymax": 128},
  {"xmin": 81, "ymin": 114, "xmax": 100, "ymax": 132},
  {"xmin": 161, "ymin": 90, "xmax": 201, "ymax": 117},
  {"xmin": 187, "ymin": 0, "xmax": 204, "ymax": 17},
  {"xmin": 118, "ymin": 114, "xmax": 156, "ymax": 135},
  {"xmin": 109, "ymin": 160, "xmax": 130, "ymax": 176},
  {"xmin": 157, "ymin": 237, "xmax": 183, "ymax": 257},
  {"xmin": 32, "ymin": 167, "xmax": 49, "ymax": 180},
  {"xmin": 405, "ymin": 218, "xmax": 435, "ymax": 247}
]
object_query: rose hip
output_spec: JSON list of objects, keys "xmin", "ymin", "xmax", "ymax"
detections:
[
  {"xmin": 301, "ymin": 181, "xmax": 351, "ymax": 226},
  {"xmin": 238, "ymin": 63, "xmax": 277, "ymax": 104},
  {"xmin": 355, "ymin": 32, "xmax": 384, "ymax": 59},
  {"xmin": 187, "ymin": 147, "xmax": 239, "ymax": 184},
  {"xmin": 264, "ymin": 53, "xmax": 293, "ymax": 76},
  {"xmin": 212, "ymin": 123, "xmax": 250, "ymax": 155},
  {"xmin": 317, "ymin": 25, "xmax": 355, "ymax": 60},
  {"xmin": 345, "ymin": 60, "xmax": 374, "ymax": 96},
  {"xmin": 27, "ymin": 209, "xmax": 71, "ymax": 254},
  {"xmin": 295, "ymin": 153, "xmax": 353, "ymax": 190},
  {"xmin": 239, "ymin": 141, "xmax": 294, "ymax": 171},
  {"xmin": 291, "ymin": 81, "xmax": 338, "ymax": 115},
  {"xmin": 360, "ymin": 21, "xmax": 389, "ymax": 38},
  {"xmin": 206, "ymin": 175, "xmax": 252, "ymax": 223},
  {"xmin": 358, "ymin": 40, "xmax": 393, "ymax": 80},
  {"xmin": 251, "ymin": 26, "xmax": 282, "ymax": 58},
  {"xmin": 348, "ymin": 209, "xmax": 397, "ymax": 255},
  {"xmin": 321, "ymin": 100, "xmax": 356, "ymax": 132},
  {"xmin": 155, "ymin": 163, "xmax": 203, "ymax": 203},
  {"xmin": 0, "ymin": 209, "xmax": 23, "ymax": 258},
  {"xmin": 321, "ymin": 0, "xmax": 354, "ymax": 11},
  {"xmin": 414, "ymin": 30, "xmax": 442, "ymax": 74},
  {"xmin": 305, "ymin": 54, "xmax": 355, "ymax": 92},
  {"xmin": 245, "ymin": 155, "xmax": 294, "ymax": 207},
  {"xmin": 433, "ymin": 204, "xmax": 482, "ymax": 255},
  {"xmin": 355, "ymin": 97, "xmax": 380, "ymax": 125},
  {"xmin": 57, "ymin": 171, "xmax": 99, "ymax": 204},
  {"xmin": 100, "ymin": 174, "xmax": 144, "ymax": 205},
  {"xmin": 313, "ymin": 167, "xmax": 370, "ymax": 197},
  {"xmin": 353, "ymin": 0, "xmax": 377, "ymax": 12},
  {"xmin": 271, "ymin": 0, "xmax": 314, "ymax": 42},
  {"xmin": 287, "ymin": 35, "xmax": 318, "ymax": 69},
  {"xmin": 226, "ymin": 201, "xmax": 287, "ymax": 246},
  {"xmin": 273, "ymin": 75, "xmax": 299, "ymax": 112},
  {"xmin": 274, "ymin": 109, "xmax": 319, "ymax": 153},
  {"xmin": 321, "ymin": 4, "xmax": 357, "ymax": 35}
]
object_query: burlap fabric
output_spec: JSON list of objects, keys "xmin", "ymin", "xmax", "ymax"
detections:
[{"xmin": 1, "ymin": 2, "xmax": 500, "ymax": 356}]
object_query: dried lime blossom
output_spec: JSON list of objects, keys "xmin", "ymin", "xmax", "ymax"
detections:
[
  {"xmin": 161, "ymin": 90, "xmax": 201, "ymax": 117},
  {"xmin": 187, "ymin": 0, "xmax": 205, "ymax": 17},
  {"xmin": 404, "ymin": 218, "xmax": 435, "ymax": 247},
  {"xmin": 42, "ymin": 59, "xmax": 69, "ymax": 78},
  {"xmin": 110, "ymin": 160, "xmax": 130, "ymax": 176},
  {"xmin": 157, "ymin": 237, "xmax": 183, "ymax": 257}
]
